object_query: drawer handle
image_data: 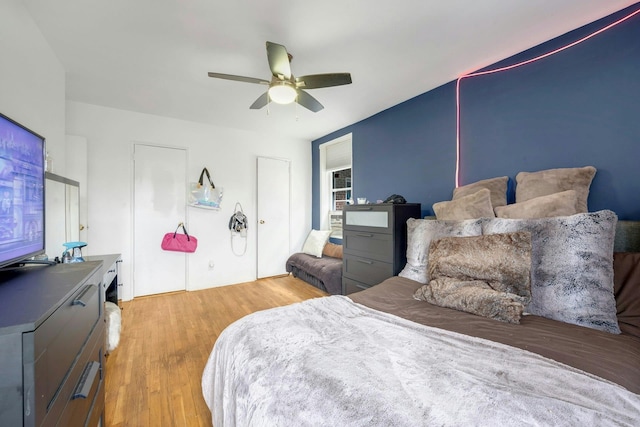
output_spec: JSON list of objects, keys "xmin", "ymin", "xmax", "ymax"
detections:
[
  {"xmin": 355, "ymin": 207, "xmax": 373, "ymax": 211},
  {"xmin": 356, "ymin": 233, "xmax": 374, "ymax": 238},
  {"xmin": 72, "ymin": 361, "xmax": 100, "ymax": 400},
  {"xmin": 356, "ymin": 284, "xmax": 369, "ymax": 290},
  {"xmin": 72, "ymin": 284, "xmax": 97, "ymax": 307},
  {"xmin": 356, "ymin": 259, "xmax": 374, "ymax": 265}
]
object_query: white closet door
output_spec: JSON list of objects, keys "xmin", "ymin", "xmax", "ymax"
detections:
[
  {"xmin": 133, "ymin": 144, "xmax": 187, "ymax": 296},
  {"xmin": 257, "ymin": 157, "xmax": 290, "ymax": 278}
]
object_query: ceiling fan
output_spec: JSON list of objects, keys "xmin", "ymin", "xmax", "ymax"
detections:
[{"xmin": 207, "ymin": 41, "xmax": 352, "ymax": 113}]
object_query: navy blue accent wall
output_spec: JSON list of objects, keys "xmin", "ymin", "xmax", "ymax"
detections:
[{"xmin": 313, "ymin": 3, "xmax": 640, "ymax": 229}]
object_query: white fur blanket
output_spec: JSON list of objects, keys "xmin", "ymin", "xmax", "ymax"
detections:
[{"xmin": 202, "ymin": 296, "xmax": 640, "ymax": 426}]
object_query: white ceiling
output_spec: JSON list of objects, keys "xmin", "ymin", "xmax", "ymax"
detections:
[{"xmin": 24, "ymin": 0, "xmax": 637, "ymax": 141}]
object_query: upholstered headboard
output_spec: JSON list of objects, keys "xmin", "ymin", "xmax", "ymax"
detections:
[{"xmin": 615, "ymin": 221, "xmax": 640, "ymax": 252}]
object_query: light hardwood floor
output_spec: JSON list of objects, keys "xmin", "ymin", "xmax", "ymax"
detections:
[{"xmin": 104, "ymin": 275, "xmax": 327, "ymax": 427}]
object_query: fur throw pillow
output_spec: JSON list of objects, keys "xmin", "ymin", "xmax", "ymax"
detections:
[
  {"xmin": 482, "ymin": 210, "xmax": 620, "ymax": 334},
  {"xmin": 515, "ymin": 166, "xmax": 596, "ymax": 213},
  {"xmin": 433, "ymin": 188, "xmax": 495, "ymax": 220},
  {"xmin": 414, "ymin": 232, "xmax": 532, "ymax": 324},
  {"xmin": 105, "ymin": 301, "xmax": 122, "ymax": 354},
  {"xmin": 399, "ymin": 218, "xmax": 484, "ymax": 284},
  {"xmin": 453, "ymin": 176, "xmax": 509, "ymax": 208},
  {"xmin": 494, "ymin": 190, "xmax": 579, "ymax": 219}
]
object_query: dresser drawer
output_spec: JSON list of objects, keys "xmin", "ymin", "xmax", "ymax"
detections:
[
  {"xmin": 342, "ymin": 277, "xmax": 371, "ymax": 295},
  {"xmin": 343, "ymin": 255, "xmax": 393, "ymax": 286},
  {"xmin": 343, "ymin": 206, "xmax": 391, "ymax": 233},
  {"xmin": 27, "ymin": 280, "xmax": 101, "ymax": 424},
  {"xmin": 343, "ymin": 230, "xmax": 393, "ymax": 262},
  {"xmin": 55, "ymin": 319, "xmax": 105, "ymax": 427}
]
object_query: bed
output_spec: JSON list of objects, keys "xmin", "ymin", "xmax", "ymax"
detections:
[{"xmin": 202, "ymin": 210, "xmax": 640, "ymax": 426}]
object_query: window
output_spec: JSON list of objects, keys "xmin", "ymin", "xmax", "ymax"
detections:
[
  {"xmin": 331, "ymin": 168, "xmax": 352, "ymax": 212},
  {"xmin": 319, "ymin": 135, "xmax": 352, "ymax": 239},
  {"xmin": 329, "ymin": 168, "xmax": 351, "ymax": 237}
]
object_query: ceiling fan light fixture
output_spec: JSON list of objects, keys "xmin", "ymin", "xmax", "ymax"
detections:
[
  {"xmin": 268, "ymin": 82, "xmax": 297, "ymax": 104},
  {"xmin": 208, "ymin": 41, "xmax": 351, "ymax": 112}
]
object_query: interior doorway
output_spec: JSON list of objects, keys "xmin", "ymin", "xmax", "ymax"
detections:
[
  {"xmin": 133, "ymin": 143, "xmax": 188, "ymax": 297},
  {"xmin": 256, "ymin": 156, "xmax": 290, "ymax": 278}
]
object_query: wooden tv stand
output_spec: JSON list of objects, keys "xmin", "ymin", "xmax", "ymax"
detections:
[{"xmin": 0, "ymin": 261, "xmax": 105, "ymax": 426}]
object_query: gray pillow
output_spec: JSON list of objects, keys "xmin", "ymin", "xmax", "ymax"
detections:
[
  {"xmin": 433, "ymin": 188, "xmax": 495, "ymax": 220},
  {"xmin": 399, "ymin": 218, "xmax": 484, "ymax": 284},
  {"xmin": 453, "ymin": 176, "xmax": 509, "ymax": 208},
  {"xmin": 482, "ymin": 210, "xmax": 620, "ymax": 334},
  {"xmin": 494, "ymin": 190, "xmax": 579, "ymax": 219},
  {"xmin": 414, "ymin": 232, "xmax": 532, "ymax": 324},
  {"xmin": 515, "ymin": 166, "xmax": 596, "ymax": 213}
]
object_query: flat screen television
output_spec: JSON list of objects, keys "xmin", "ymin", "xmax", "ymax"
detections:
[{"xmin": 0, "ymin": 112, "xmax": 46, "ymax": 269}]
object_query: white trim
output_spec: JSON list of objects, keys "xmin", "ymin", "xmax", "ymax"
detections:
[{"xmin": 319, "ymin": 134, "xmax": 352, "ymax": 234}]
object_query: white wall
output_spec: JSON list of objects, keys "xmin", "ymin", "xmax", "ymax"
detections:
[
  {"xmin": 66, "ymin": 101, "xmax": 312, "ymax": 301},
  {"xmin": 2, "ymin": 1, "xmax": 313, "ymax": 299},
  {"xmin": 0, "ymin": 0, "xmax": 66, "ymax": 169}
]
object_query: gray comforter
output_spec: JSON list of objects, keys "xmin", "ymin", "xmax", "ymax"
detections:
[
  {"xmin": 202, "ymin": 296, "xmax": 640, "ymax": 426},
  {"xmin": 285, "ymin": 253, "xmax": 342, "ymax": 294}
]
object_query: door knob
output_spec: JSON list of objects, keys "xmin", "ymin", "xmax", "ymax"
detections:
[{"xmin": 259, "ymin": 220, "xmax": 265, "ymax": 224}]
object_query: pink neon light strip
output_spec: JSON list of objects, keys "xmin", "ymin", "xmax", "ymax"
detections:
[{"xmin": 455, "ymin": 7, "xmax": 640, "ymax": 187}]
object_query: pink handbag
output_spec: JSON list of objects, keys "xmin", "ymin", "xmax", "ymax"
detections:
[{"xmin": 161, "ymin": 223, "xmax": 198, "ymax": 253}]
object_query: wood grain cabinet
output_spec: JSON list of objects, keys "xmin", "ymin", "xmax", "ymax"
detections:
[
  {"xmin": 342, "ymin": 203, "xmax": 421, "ymax": 294},
  {"xmin": 0, "ymin": 262, "xmax": 106, "ymax": 426}
]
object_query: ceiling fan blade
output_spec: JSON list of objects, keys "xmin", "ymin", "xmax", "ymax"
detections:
[
  {"xmin": 208, "ymin": 72, "xmax": 269, "ymax": 85},
  {"xmin": 296, "ymin": 89, "xmax": 324, "ymax": 112},
  {"xmin": 296, "ymin": 73, "xmax": 352, "ymax": 89},
  {"xmin": 266, "ymin": 41, "xmax": 291, "ymax": 80},
  {"xmin": 249, "ymin": 92, "xmax": 269, "ymax": 110}
]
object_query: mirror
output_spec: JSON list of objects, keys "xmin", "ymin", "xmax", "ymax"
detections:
[{"xmin": 45, "ymin": 172, "xmax": 80, "ymax": 260}]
